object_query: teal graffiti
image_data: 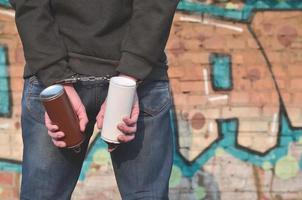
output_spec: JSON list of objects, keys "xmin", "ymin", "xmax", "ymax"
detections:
[
  {"xmin": 172, "ymin": 107, "xmax": 302, "ymax": 177},
  {"xmin": 79, "ymin": 136, "xmax": 108, "ymax": 181},
  {"xmin": 0, "ymin": 0, "xmax": 11, "ymax": 7},
  {"xmin": 177, "ymin": 0, "xmax": 302, "ymax": 22},
  {"xmin": 210, "ymin": 54, "xmax": 232, "ymax": 91},
  {"xmin": 0, "ymin": 46, "xmax": 10, "ymax": 116},
  {"xmin": 0, "ymin": 160, "xmax": 21, "ymax": 173}
]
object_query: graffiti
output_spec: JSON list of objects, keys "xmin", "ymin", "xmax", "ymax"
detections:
[
  {"xmin": 165, "ymin": 1, "xmax": 302, "ymax": 199},
  {"xmin": 0, "ymin": 46, "xmax": 10, "ymax": 117},
  {"xmin": 0, "ymin": 1, "xmax": 301, "ymax": 199},
  {"xmin": 177, "ymin": 0, "xmax": 302, "ymax": 22}
]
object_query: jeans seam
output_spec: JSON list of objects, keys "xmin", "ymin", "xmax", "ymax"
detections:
[{"xmin": 24, "ymin": 81, "xmax": 45, "ymax": 124}]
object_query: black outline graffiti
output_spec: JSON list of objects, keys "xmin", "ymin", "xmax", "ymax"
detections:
[{"xmin": 172, "ymin": 10, "xmax": 302, "ymax": 164}]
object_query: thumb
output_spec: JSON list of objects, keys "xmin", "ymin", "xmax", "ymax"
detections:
[
  {"xmin": 77, "ymin": 105, "xmax": 88, "ymax": 132},
  {"xmin": 96, "ymin": 100, "xmax": 106, "ymax": 129}
]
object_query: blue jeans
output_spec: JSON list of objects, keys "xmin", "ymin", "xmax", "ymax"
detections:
[{"xmin": 20, "ymin": 75, "xmax": 174, "ymax": 200}]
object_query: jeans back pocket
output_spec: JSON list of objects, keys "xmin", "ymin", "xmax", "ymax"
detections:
[
  {"xmin": 137, "ymin": 80, "xmax": 172, "ymax": 118},
  {"xmin": 23, "ymin": 76, "xmax": 46, "ymax": 124}
]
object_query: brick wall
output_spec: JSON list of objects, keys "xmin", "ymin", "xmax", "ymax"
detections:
[{"xmin": 0, "ymin": 1, "xmax": 302, "ymax": 200}]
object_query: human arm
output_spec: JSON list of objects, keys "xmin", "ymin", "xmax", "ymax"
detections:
[
  {"xmin": 115, "ymin": 0, "xmax": 180, "ymax": 80},
  {"xmin": 12, "ymin": 0, "xmax": 75, "ymax": 86}
]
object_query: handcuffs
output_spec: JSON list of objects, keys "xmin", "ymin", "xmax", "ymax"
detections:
[{"xmin": 55, "ymin": 74, "xmax": 142, "ymax": 86}]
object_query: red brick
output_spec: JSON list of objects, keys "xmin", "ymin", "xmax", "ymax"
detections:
[
  {"xmin": 290, "ymin": 78, "xmax": 302, "ymax": 90},
  {"xmin": 261, "ymin": 105, "xmax": 280, "ymax": 118},
  {"xmin": 166, "ymin": 51, "xmax": 180, "ymax": 67},
  {"xmin": 242, "ymin": 51, "xmax": 266, "ymax": 65},
  {"xmin": 227, "ymin": 37, "xmax": 246, "ymax": 50},
  {"xmin": 169, "ymin": 78, "xmax": 181, "ymax": 93},
  {"xmin": 8, "ymin": 65, "xmax": 24, "ymax": 78},
  {"xmin": 171, "ymin": 93, "xmax": 187, "ymax": 106},
  {"xmin": 181, "ymin": 65, "xmax": 204, "ymax": 81},
  {"xmin": 279, "ymin": 92, "xmax": 291, "ymax": 105},
  {"xmin": 12, "ymin": 105, "xmax": 22, "ymax": 118},
  {"xmin": 233, "ymin": 67, "xmax": 248, "ymax": 80},
  {"xmin": 246, "ymin": 37, "xmax": 259, "ymax": 49},
  {"xmin": 249, "ymin": 92, "xmax": 273, "ymax": 106},
  {"xmin": 233, "ymin": 79, "xmax": 252, "ymax": 91},
  {"xmin": 188, "ymin": 52, "xmax": 209, "ymax": 64},
  {"xmin": 0, "ymin": 12, "xmax": 15, "ymax": 22},
  {"xmin": 10, "ymin": 77, "xmax": 24, "ymax": 92},
  {"xmin": 288, "ymin": 64, "xmax": 302, "ymax": 77},
  {"xmin": 203, "ymin": 36, "xmax": 226, "ymax": 50},
  {"xmin": 0, "ymin": 172, "xmax": 13, "ymax": 185},
  {"xmin": 0, "ymin": 187, "xmax": 14, "ymax": 199},
  {"xmin": 274, "ymin": 78, "xmax": 287, "ymax": 90},
  {"xmin": 230, "ymin": 92, "xmax": 250, "ymax": 104},
  {"xmin": 292, "ymin": 93, "xmax": 302, "ymax": 106},
  {"xmin": 222, "ymin": 106, "xmax": 261, "ymax": 118},
  {"xmin": 180, "ymin": 81, "xmax": 205, "ymax": 93},
  {"xmin": 3, "ymin": 22, "xmax": 18, "ymax": 35},
  {"xmin": 167, "ymin": 66, "xmax": 183, "ymax": 78},
  {"xmin": 183, "ymin": 39, "xmax": 203, "ymax": 51},
  {"xmin": 266, "ymin": 51, "xmax": 282, "ymax": 64},
  {"xmin": 187, "ymin": 95, "xmax": 207, "ymax": 106},
  {"xmin": 15, "ymin": 46, "xmax": 25, "ymax": 64},
  {"xmin": 12, "ymin": 91, "xmax": 23, "ymax": 106},
  {"xmin": 252, "ymin": 78, "xmax": 275, "ymax": 91},
  {"xmin": 232, "ymin": 53, "xmax": 244, "ymax": 65},
  {"xmin": 272, "ymin": 65, "xmax": 288, "ymax": 78}
]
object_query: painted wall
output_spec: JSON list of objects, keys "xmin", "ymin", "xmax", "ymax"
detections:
[{"xmin": 0, "ymin": 0, "xmax": 301, "ymax": 199}]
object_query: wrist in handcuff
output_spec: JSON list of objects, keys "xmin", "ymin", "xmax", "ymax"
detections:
[{"xmin": 55, "ymin": 74, "xmax": 143, "ymax": 86}]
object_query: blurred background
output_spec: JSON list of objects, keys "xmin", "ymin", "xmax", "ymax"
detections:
[{"xmin": 0, "ymin": 0, "xmax": 302, "ymax": 199}]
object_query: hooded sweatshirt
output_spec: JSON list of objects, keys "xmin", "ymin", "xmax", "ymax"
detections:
[{"xmin": 9, "ymin": 0, "xmax": 180, "ymax": 86}]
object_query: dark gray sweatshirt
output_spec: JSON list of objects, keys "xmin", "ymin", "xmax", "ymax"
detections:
[{"xmin": 9, "ymin": 0, "xmax": 180, "ymax": 86}]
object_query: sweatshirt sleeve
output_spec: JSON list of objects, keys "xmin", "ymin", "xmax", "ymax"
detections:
[
  {"xmin": 12, "ymin": 0, "xmax": 75, "ymax": 86},
  {"xmin": 115, "ymin": 0, "xmax": 180, "ymax": 80}
]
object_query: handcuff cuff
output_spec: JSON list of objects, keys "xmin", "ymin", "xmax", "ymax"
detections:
[{"xmin": 55, "ymin": 74, "xmax": 143, "ymax": 86}]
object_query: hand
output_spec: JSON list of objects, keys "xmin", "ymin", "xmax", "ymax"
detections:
[
  {"xmin": 44, "ymin": 84, "xmax": 89, "ymax": 148},
  {"xmin": 96, "ymin": 90, "xmax": 140, "ymax": 152},
  {"xmin": 117, "ymin": 73, "xmax": 138, "ymax": 82}
]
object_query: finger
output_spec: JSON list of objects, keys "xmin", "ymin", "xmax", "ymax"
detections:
[
  {"xmin": 51, "ymin": 139, "xmax": 66, "ymax": 148},
  {"xmin": 96, "ymin": 100, "xmax": 106, "ymax": 129},
  {"xmin": 123, "ymin": 116, "xmax": 137, "ymax": 127},
  {"xmin": 107, "ymin": 143, "xmax": 119, "ymax": 152},
  {"xmin": 123, "ymin": 99, "xmax": 140, "ymax": 126},
  {"xmin": 44, "ymin": 113, "xmax": 59, "ymax": 131},
  {"xmin": 77, "ymin": 105, "xmax": 89, "ymax": 132},
  {"xmin": 96, "ymin": 112, "xmax": 104, "ymax": 129},
  {"xmin": 45, "ymin": 123, "xmax": 59, "ymax": 132},
  {"xmin": 117, "ymin": 123, "xmax": 137, "ymax": 135},
  {"xmin": 118, "ymin": 134, "xmax": 135, "ymax": 143},
  {"xmin": 130, "ymin": 98, "xmax": 140, "ymax": 123},
  {"xmin": 48, "ymin": 130, "xmax": 65, "ymax": 139}
]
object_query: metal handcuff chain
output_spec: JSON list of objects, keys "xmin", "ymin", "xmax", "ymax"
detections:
[
  {"xmin": 56, "ymin": 74, "xmax": 142, "ymax": 86},
  {"xmin": 56, "ymin": 74, "xmax": 112, "ymax": 84}
]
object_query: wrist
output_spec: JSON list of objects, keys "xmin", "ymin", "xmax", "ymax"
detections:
[{"xmin": 117, "ymin": 73, "xmax": 138, "ymax": 82}]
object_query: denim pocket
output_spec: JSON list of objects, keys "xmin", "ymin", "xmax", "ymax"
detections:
[
  {"xmin": 137, "ymin": 80, "xmax": 172, "ymax": 118},
  {"xmin": 24, "ymin": 76, "xmax": 46, "ymax": 123}
]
